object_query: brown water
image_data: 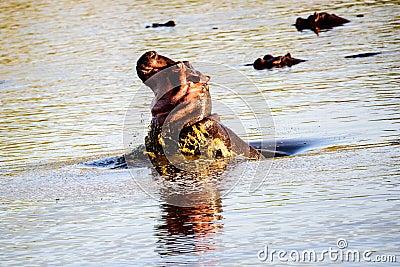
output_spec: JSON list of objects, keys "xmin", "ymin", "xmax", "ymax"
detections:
[{"xmin": 1, "ymin": 0, "xmax": 399, "ymax": 266}]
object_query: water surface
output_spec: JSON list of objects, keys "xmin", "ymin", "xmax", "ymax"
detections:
[{"xmin": 1, "ymin": 0, "xmax": 399, "ymax": 266}]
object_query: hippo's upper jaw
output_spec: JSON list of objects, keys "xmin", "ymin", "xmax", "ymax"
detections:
[
  {"xmin": 136, "ymin": 51, "xmax": 176, "ymax": 83},
  {"xmin": 136, "ymin": 51, "xmax": 210, "ymax": 83}
]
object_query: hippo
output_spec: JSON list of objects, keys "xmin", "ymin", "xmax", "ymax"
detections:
[
  {"xmin": 252, "ymin": 53, "xmax": 306, "ymax": 70},
  {"xmin": 294, "ymin": 12, "xmax": 350, "ymax": 34},
  {"xmin": 136, "ymin": 51, "xmax": 266, "ymax": 175},
  {"xmin": 82, "ymin": 51, "xmax": 327, "ymax": 171},
  {"xmin": 134, "ymin": 51, "xmax": 329, "ymax": 176},
  {"xmin": 146, "ymin": 20, "xmax": 176, "ymax": 28}
]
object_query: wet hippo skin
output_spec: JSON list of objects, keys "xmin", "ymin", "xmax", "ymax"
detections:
[
  {"xmin": 136, "ymin": 51, "xmax": 262, "ymax": 175},
  {"xmin": 253, "ymin": 53, "xmax": 306, "ymax": 70},
  {"xmin": 136, "ymin": 51, "xmax": 211, "ymax": 128},
  {"xmin": 294, "ymin": 12, "xmax": 350, "ymax": 34}
]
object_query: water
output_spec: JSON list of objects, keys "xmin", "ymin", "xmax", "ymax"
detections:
[{"xmin": 1, "ymin": 0, "xmax": 399, "ymax": 265}]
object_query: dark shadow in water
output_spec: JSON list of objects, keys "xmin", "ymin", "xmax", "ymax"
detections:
[
  {"xmin": 344, "ymin": 52, "xmax": 381, "ymax": 58},
  {"xmin": 154, "ymin": 194, "xmax": 223, "ymax": 258},
  {"xmin": 248, "ymin": 137, "xmax": 332, "ymax": 157}
]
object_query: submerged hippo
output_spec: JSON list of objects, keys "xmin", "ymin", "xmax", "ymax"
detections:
[
  {"xmin": 146, "ymin": 20, "xmax": 176, "ymax": 28},
  {"xmin": 294, "ymin": 12, "xmax": 350, "ymax": 34},
  {"xmin": 136, "ymin": 51, "xmax": 265, "ymax": 175},
  {"xmin": 253, "ymin": 53, "xmax": 306, "ymax": 70}
]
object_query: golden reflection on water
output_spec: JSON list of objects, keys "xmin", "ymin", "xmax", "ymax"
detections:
[
  {"xmin": 0, "ymin": 1, "xmax": 399, "ymax": 266},
  {"xmin": 0, "ymin": 0, "xmax": 399, "ymax": 175}
]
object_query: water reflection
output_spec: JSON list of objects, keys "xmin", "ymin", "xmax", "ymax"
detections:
[
  {"xmin": 153, "ymin": 165, "xmax": 225, "ymax": 258},
  {"xmin": 155, "ymin": 197, "xmax": 223, "ymax": 257},
  {"xmin": 1, "ymin": 0, "xmax": 399, "ymax": 265}
]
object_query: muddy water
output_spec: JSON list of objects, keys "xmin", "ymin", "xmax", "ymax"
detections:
[{"xmin": 1, "ymin": 0, "xmax": 399, "ymax": 266}]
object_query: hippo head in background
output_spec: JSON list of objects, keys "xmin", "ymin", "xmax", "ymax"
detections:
[
  {"xmin": 294, "ymin": 12, "xmax": 350, "ymax": 34},
  {"xmin": 136, "ymin": 51, "xmax": 211, "ymax": 130},
  {"xmin": 253, "ymin": 53, "xmax": 306, "ymax": 70}
]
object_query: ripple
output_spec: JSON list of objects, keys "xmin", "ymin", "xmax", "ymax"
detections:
[{"xmin": 0, "ymin": 0, "xmax": 399, "ymax": 265}]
